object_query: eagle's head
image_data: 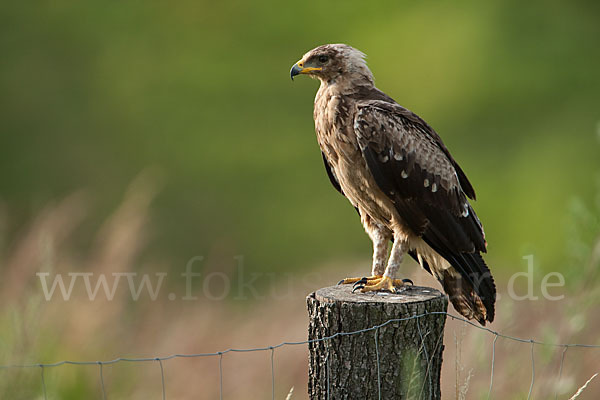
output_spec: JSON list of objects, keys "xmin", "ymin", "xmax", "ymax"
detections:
[{"xmin": 290, "ymin": 44, "xmax": 374, "ymax": 85}]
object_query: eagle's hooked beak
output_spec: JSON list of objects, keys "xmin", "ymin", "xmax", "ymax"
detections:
[{"xmin": 290, "ymin": 61, "xmax": 322, "ymax": 80}]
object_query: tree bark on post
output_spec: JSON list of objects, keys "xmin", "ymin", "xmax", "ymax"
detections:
[{"xmin": 307, "ymin": 285, "xmax": 448, "ymax": 400}]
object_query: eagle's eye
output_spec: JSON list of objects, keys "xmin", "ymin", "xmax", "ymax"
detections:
[{"xmin": 318, "ymin": 55, "xmax": 329, "ymax": 64}]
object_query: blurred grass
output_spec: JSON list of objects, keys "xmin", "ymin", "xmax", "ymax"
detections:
[{"xmin": 0, "ymin": 184, "xmax": 597, "ymax": 398}]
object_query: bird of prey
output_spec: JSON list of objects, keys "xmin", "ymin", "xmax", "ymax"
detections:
[{"xmin": 290, "ymin": 44, "xmax": 495, "ymax": 325}]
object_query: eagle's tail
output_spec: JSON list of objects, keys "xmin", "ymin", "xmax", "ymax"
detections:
[
  {"xmin": 439, "ymin": 252, "xmax": 495, "ymax": 325},
  {"xmin": 411, "ymin": 248, "xmax": 496, "ymax": 325}
]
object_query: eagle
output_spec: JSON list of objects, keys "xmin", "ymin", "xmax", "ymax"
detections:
[{"xmin": 290, "ymin": 44, "xmax": 495, "ymax": 325}]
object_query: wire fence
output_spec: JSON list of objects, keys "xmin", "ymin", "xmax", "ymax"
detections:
[{"xmin": 1, "ymin": 311, "xmax": 599, "ymax": 399}]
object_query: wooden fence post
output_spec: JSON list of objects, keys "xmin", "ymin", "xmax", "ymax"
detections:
[{"xmin": 307, "ymin": 285, "xmax": 448, "ymax": 399}]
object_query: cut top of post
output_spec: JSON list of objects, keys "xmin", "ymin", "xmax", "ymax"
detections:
[{"xmin": 312, "ymin": 285, "xmax": 446, "ymax": 305}]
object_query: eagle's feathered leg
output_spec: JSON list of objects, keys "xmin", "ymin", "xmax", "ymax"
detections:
[
  {"xmin": 337, "ymin": 213, "xmax": 391, "ymax": 285},
  {"xmin": 357, "ymin": 234, "xmax": 410, "ymax": 293},
  {"xmin": 364, "ymin": 214, "xmax": 392, "ymax": 277},
  {"xmin": 340, "ymin": 215, "xmax": 412, "ymax": 292}
]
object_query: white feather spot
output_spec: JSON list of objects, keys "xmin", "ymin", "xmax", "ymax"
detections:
[
  {"xmin": 423, "ymin": 179, "xmax": 429, "ymax": 187},
  {"xmin": 401, "ymin": 170, "xmax": 408, "ymax": 179},
  {"xmin": 462, "ymin": 204, "xmax": 469, "ymax": 217},
  {"xmin": 393, "ymin": 153, "xmax": 403, "ymax": 161},
  {"xmin": 431, "ymin": 183, "xmax": 437, "ymax": 192},
  {"xmin": 380, "ymin": 155, "xmax": 389, "ymax": 162}
]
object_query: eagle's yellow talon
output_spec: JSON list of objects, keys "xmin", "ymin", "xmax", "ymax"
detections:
[
  {"xmin": 359, "ymin": 276, "xmax": 399, "ymax": 292},
  {"xmin": 338, "ymin": 275, "xmax": 381, "ymax": 285},
  {"xmin": 339, "ymin": 275, "xmax": 408, "ymax": 293}
]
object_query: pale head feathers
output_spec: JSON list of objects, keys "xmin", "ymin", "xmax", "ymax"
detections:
[{"xmin": 299, "ymin": 44, "xmax": 374, "ymax": 85}]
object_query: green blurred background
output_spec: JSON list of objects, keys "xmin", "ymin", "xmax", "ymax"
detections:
[
  {"xmin": 1, "ymin": 1, "xmax": 600, "ymax": 397},
  {"xmin": 1, "ymin": 1, "xmax": 599, "ymax": 278}
]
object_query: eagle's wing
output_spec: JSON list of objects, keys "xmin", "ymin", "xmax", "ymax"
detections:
[
  {"xmin": 354, "ymin": 100, "xmax": 485, "ymax": 252},
  {"xmin": 322, "ymin": 151, "xmax": 363, "ymax": 217},
  {"xmin": 322, "ymin": 152, "xmax": 344, "ymax": 196},
  {"xmin": 354, "ymin": 100, "xmax": 495, "ymax": 323}
]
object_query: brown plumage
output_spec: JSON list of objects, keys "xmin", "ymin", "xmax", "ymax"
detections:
[{"xmin": 291, "ymin": 44, "xmax": 496, "ymax": 325}]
